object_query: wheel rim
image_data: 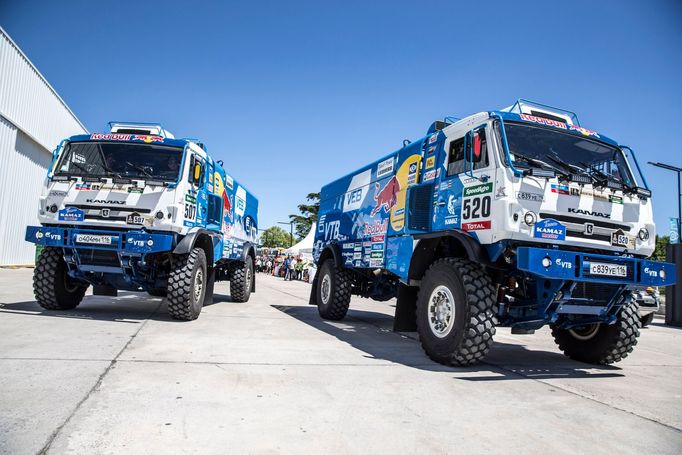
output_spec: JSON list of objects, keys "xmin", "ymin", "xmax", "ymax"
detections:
[
  {"xmin": 428, "ymin": 285, "xmax": 455, "ymax": 338},
  {"xmin": 569, "ymin": 324, "xmax": 599, "ymax": 340},
  {"xmin": 246, "ymin": 264, "xmax": 252, "ymax": 290},
  {"xmin": 193, "ymin": 268, "xmax": 204, "ymax": 302},
  {"xmin": 320, "ymin": 273, "xmax": 331, "ymax": 305}
]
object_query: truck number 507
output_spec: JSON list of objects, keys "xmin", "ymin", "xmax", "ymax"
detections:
[{"xmin": 462, "ymin": 196, "xmax": 490, "ymax": 220}]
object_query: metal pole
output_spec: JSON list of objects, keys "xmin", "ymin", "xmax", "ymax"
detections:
[{"xmin": 648, "ymin": 162, "xmax": 682, "ymax": 239}]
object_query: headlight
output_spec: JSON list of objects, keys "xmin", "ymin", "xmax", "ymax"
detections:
[
  {"xmin": 49, "ymin": 204, "xmax": 58, "ymax": 213},
  {"xmin": 146, "ymin": 239, "xmax": 154, "ymax": 247},
  {"xmin": 541, "ymin": 256, "xmax": 552, "ymax": 268},
  {"xmin": 35, "ymin": 231, "xmax": 44, "ymax": 239},
  {"xmin": 638, "ymin": 228, "xmax": 649, "ymax": 241},
  {"xmin": 660, "ymin": 269, "xmax": 666, "ymax": 280},
  {"xmin": 524, "ymin": 211, "xmax": 537, "ymax": 226},
  {"xmin": 155, "ymin": 211, "xmax": 164, "ymax": 220}
]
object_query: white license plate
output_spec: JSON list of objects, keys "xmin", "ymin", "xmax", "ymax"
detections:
[
  {"xmin": 588, "ymin": 262, "xmax": 627, "ymax": 277},
  {"xmin": 75, "ymin": 234, "xmax": 112, "ymax": 245}
]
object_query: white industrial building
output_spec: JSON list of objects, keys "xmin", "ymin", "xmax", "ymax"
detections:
[{"xmin": 0, "ymin": 27, "xmax": 87, "ymax": 265}]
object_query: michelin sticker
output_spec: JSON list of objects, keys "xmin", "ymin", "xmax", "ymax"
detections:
[{"xmin": 534, "ymin": 218, "xmax": 566, "ymax": 241}]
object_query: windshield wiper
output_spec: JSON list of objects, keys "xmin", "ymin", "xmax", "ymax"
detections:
[
  {"xmin": 126, "ymin": 161, "xmax": 153, "ymax": 178},
  {"xmin": 513, "ymin": 154, "xmax": 570, "ymax": 179},
  {"xmin": 100, "ymin": 162, "xmax": 122, "ymax": 179}
]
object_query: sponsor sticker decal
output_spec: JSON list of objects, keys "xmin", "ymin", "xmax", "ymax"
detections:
[
  {"xmin": 371, "ymin": 177, "xmax": 401, "ymax": 216},
  {"xmin": 445, "ymin": 215, "xmax": 458, "ymax": 226},
  {"xmin": 423, "ymin": 169, "xmax": 437, "ymax": 181},
  {"xmin": 462, "ymin": 220, "xmax": 491, "ymax": 231},
  {"xmin": 534, "ymin": 218, "xmax": 566, "ymax": 241},
  {"xmin": 551, "ymin": 184, "xmax": 569, "ymax": 195},
  {"xmin": 58, "ymin": 207, "xmax": 84, "ymax": 222},
  {"xmin": 128, "ymin": 187, "xmax": 144, "ymax": 194},
  {"xmin": 376, "ymin": 157, "xmax": 395, "ymax": 179},
  {"xmin": 425, "ymin": 156, "xmax": 435, "ymax": 169},
  {"xmin": 609, "ymin": 195, "xmax": 623, "ymax": 204},
  {"xmin": 463, "ymin": 183, "xmax": 493, "ymax": 197},
  {"xmin": 370, "ymin": 251, "xmax": 384, "ymax": 259}
]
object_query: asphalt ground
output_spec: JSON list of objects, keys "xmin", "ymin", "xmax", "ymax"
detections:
[{"xmin": 0, "ymin": 268, "xmax": 681, "ymax": 454}]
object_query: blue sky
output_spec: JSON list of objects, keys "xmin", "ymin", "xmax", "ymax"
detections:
[{"xmin": 2, "ymin": 0, "xmax": 681, "ymax": 236}]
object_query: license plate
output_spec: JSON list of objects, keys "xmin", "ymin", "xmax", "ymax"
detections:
[
  {"xmin": 587, "ymin": 261, "xmax": 627, "ymax": 277},
  {"xmin": 75, "ymin": 234, "xmax": 112, "ymax": 245}
]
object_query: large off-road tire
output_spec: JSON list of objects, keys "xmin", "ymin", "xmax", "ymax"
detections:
[
  {"xmin": 416, "ymin": 258, "xmax": 496, "ymax": 366},
  {"xmin": 640, "ymin": 312, "xmax": 655, "ymax": 327},
  {"xmin": 33, "ymin": 247, "xmax": 87, "ymax": 310},
  {"xmin": 167, "ymin": 248, "xmax": 207, "ymax": 321},
  {"xmin": 316, "ymin": 259, "xmax": 352, "ymax": 321},
  {"xmin": 230, "ymin": 258, "xmax": 254, "ymax": 303},
  {"xmin": 551, "ymin": 298, "xmax": 641, "ymax": 364}
]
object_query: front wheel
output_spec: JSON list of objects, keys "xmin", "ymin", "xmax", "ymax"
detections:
[
  {"xmin": 551, "ymin": 298, "xmax": 641, "ymax": 364},
  {"xmin": 33, "ymin": 247, "xmax": 87, "ymax": 310},
  {"xmin": 416, "ymin": 258, "xmax": 496, "ymax": 366},
  {"xmin": 316, "ymin": 259, "xmax": 352, "ymax": 321},
  {"xmin": 167, "ymin": 248, "xmax": 207, "ymax": 321},
  {"xmin": 230, "ymin": 258, "xmax": 254, "ymax": 303}
]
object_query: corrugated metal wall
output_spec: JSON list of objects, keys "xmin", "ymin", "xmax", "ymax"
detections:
[
  {"xmin": 0, "ymin": 28, "xmax": 87, "ymax": 151},
  {"xmin": 0, "ymin": 27, "xmax": 87, "ymax": 265},
  {"xmin": 0, "ymin": 116, "xmax": 51, "ymax": 264}
]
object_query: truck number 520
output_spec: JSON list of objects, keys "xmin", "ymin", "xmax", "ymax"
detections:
[{"xmin": 462, "ymin": 196, "xmax": 490, "ymax": 219}]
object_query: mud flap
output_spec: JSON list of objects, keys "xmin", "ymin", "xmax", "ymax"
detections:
[
  {"xmin": 393, "ymin": 283, "xmax": 418, "ymax": 331},
  {"xmin": 93, "ymin": 285, "xmax": 117, "ymax": 297},
  {"xmin": 203, "ymin": 267, "xmax": 215, "ymax": 306},
  {"xmin": 309, "ymin": 273, "xmax": 319, "ymax": 306}
]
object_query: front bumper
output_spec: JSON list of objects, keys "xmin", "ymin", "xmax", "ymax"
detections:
[
  {"xmin": 516, "ymin": 246, "xmax": 675, "ymax": 287},
  {"xmin": 25, "ymin": 225, "xmax": 174, "ymax": 254}
]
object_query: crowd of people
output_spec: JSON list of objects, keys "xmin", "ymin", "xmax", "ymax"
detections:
[{"xmin": 255, "ymin": 253, "xmax": 315, "ymax": 283}]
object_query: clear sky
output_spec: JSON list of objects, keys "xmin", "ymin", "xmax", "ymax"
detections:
[{"xmin": 2, "ymin": 0, "xmax": 681, "ymax": 236}]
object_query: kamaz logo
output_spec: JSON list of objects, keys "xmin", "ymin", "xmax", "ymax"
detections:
[
  {"xmin": 568, "ymin": 208, "xmax": 610, "ymax": 219},
  {"xmin": 86, "ymin": 199, "xmax": 125, "ymax": 204}
]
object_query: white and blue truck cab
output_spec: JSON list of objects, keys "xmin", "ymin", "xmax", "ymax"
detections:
[
  {"xmin": 26, "ymin": 122, "xmax": 258, "ymax": 320},
  {"xmin": 311, "ymin": 100, "xmax": 675, "ymax": 365}
]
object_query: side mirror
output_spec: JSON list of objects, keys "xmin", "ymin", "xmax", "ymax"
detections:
[{"xmin": 473, "ymin": 131, "xmax": 482, "ymax": 159}]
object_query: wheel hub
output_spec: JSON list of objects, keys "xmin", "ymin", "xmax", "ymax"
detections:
[
  {"xmin": 320, "ymin": 274, "xmax": 331, "ymax": 305},
  {"xmin": 193, "ymin": 269, "xmax": 204, "ymax": 302},
  {"xmin": 428, "ymin": 285, "xmax": 455, "ymax": 338},
  {"xmin": 569, "ymin": 324, "xmax": 599, "ymax": 341}
]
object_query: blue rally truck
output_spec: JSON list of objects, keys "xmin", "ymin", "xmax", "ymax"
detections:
[
  {"xmin": 26, "ymin": 122, "xmax": 258, "ymax": 320},
  {"xmin": 311, "ymin": 100, "xmax": 675, "ymax": 366}
]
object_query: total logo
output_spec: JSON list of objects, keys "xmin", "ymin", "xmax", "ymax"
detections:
[{"xmin": 555, "ymin": 258, "xmax": 572, "ymax": 269}]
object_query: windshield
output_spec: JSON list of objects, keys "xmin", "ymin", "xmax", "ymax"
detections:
[
  {"xmin": 54, "ymin": 142, "xmax": 183, "ymax": 181},
  {"xmin": 501, "ymin": 122, "xmax": 636, "ymax": 187}
]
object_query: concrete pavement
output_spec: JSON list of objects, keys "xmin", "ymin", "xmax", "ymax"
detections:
[{"xmin": 0, "ymin": 268, "xmax": 681, "ymax": 454}]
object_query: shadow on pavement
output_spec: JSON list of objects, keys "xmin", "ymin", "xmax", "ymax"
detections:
[{"xmin": 272, "ymin": 304, "xmax": 624, "ymax": 380}]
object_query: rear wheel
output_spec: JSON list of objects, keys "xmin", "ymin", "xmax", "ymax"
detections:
[
  {"xmin": 167, "ymin": 248, "xmax": 207, "ymax": 321},
  {"xmin": 230, "ymin": 258, "xmax": 254, "ymax": 303},
  {"xmin": 316, "ymin": 259, "xmax": 351, "ymax": 321},
  {"xmin": 551, "ymin": 298, "xmax": 641, "ymax": 364},
  {"xmin": 416, "ymin": 258, "xmax": 496, "ymax": 366},
  {"xmin": 33, "ymin": 247, "xmax": 87, "ymax": 310}
]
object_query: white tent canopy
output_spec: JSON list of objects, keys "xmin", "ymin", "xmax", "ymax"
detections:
[{"xmin": 285, "ymin": 222, "xmax": 316, "ymax": 259}]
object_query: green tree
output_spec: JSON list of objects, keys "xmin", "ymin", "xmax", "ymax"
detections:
[
  {"xmin": 289, "ymin": 192, "xmax": 320, "ymax": 240},
  {"xmin": 260, "ymin": 226, "xmax": 292, "ymax": 248},
  {"xmin": 653, "ymin": 235, "xmax": 670, "ymax": 261}
]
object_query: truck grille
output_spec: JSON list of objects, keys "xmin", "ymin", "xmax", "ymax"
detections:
[
  {"xmin": 571, "ymin": 282, "xmax": 621, "ymax": 305},
  {"xmin": 408, "ymin": 184, "xmax": 433, "ymax": 231},
  {"xmin": 78, "ymin": 249, "xmax": 121, "ymax": 267}
]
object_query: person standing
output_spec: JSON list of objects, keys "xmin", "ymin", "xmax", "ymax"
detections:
[{"xmin": 283, "ymin": 256, "xmax": 290, "ymax": 280}]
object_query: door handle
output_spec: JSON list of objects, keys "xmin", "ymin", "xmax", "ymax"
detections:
[{"xmin": 436, "ymin": 200, "xmax": 446, "ymax": 207}]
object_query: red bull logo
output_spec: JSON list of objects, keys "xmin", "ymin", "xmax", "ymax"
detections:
[
  {"xmin": 371, "ymin": 176, "xmax": 401, "ymax": 216},
  {"xmin": 223, "ymin": 191, "xmax": 233, "ymax": 221},
  {"xmin": 133, "ymin": 135, "xmax": 164, "ymax": 143}
]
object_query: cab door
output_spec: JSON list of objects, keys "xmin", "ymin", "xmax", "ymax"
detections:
[{"xmin": 432, "ymin": 126, "xmax": 493, "ymax": 232}]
